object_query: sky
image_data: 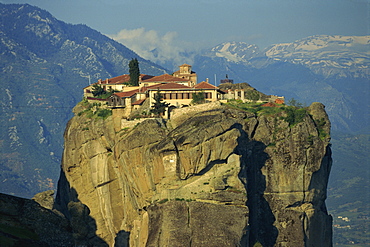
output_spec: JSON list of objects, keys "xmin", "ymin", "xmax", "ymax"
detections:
[{"xmin": 1, "ymin": 0, "xmax": 369, "ymax": 65}]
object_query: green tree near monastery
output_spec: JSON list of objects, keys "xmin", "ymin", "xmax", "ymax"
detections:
[
  {"xmin": 129, "ymin": 58, "xmax": 140, "ymax": 86},
  {"xmin": 191, "ymin": 91, "xmax": 205, "ymax": 104},
  {"xmin": 151, "ymin": 89, "xmax": 169, "ymax": 117},
  {"xmin": 91, "ymin": 84, "xmax": 105, "ymax": 97}
]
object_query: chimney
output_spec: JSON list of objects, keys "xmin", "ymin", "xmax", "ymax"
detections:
[
  {"xmin": 206, "ymin": 78, "xmax": 209, "ymax": 83},
  {"xmin": 98, "ymin": 79, "xmax": 102, "ymax": 84},
  {"xmin": 106, "ymin": 78, "xmax": 109, "ymax": 84}
]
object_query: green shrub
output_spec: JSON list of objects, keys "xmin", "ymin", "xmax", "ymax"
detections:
[
  {"xmin": 287, "ymin": 98, "xmax": 304, "ymax": 108},
  {"xmin": 258, "ymin": 106, "xmax": 284, "ymax": 116},
  {"xmin": 283, "ymin": 107, "xmax": 307, "ymax": 126},
  {"xmin": 96, "ymin": 109, "xmax": 112, "ymax": 119},
  {"xmin": 191, "ymin": 91, "xmax": 205, "ymax": 104}
]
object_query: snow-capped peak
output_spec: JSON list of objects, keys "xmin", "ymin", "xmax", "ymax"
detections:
[{"xmin": 210, "ymin": 41, "xmax": 260, "ymax": 63}]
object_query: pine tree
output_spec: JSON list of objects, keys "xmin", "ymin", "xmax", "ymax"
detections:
[
  {"xmin": 150, "ymin": 89, "xmax": 169, "ymax": 117},
  {"xmin": 91, "ymin": 84, "xmax": 105, "ymax": 97},
  {"xmin": 129, "ymin": 58, "xmax": 140, "ymax": 86}
]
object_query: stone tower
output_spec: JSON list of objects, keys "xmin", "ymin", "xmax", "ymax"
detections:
[{"xmin": 173, "ymin": 64, "xmax": 197, "ymax": 87}]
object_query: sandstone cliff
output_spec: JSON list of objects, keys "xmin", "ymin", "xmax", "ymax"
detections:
[{"xmin": 55, "ymin": 101, "xmax": 332, "ymax": 246}]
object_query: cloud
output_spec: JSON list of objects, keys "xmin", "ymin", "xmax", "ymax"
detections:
[{"xmin": 109, "ymin": 28, "xmax": 194, "ymax": 70}]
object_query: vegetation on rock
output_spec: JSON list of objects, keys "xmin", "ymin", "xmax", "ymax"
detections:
[
  {"xmin": 191, "ymin": 91, "xmax": 206, "ymax": 105},
  {"xmin": 150, "ymin": 89, "xmax": 170, "ymax": 117},
  {"xmin": 283, "ymin": 107, "xmax": 307, "ymax": 126},
  {"xmin": 225, "ymin": 100, "xmax": 309, "ymax": 127},
  {"xmin": 129, "ymin": 58, "xmax": 140, "ymax": 86},
  {"xmin": 91, "ymin": 85, "xmax": 117, "ymax": 99},
  {"xmin": 91, "ymin": 84, "xmax": 105, "ymax": 97},
  {"xmin": 77, "ymin": 99, "xmax": 112, "ymax": 120}
]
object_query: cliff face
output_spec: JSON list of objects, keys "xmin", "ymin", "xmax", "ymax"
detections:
[{"xmin": 55, "ymin": 101, "xmax": 332, "ymax": 246}]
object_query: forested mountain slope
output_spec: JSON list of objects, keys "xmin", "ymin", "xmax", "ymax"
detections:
[{"xmin": 0, "ymin": 3, "xmax": 167, "ymax": 198}]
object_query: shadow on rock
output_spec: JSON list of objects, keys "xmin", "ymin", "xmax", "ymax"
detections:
[
  {"xmin": 236, "ymin": 124, "xmax": 278, "ymax": 247},
  {"xmin": 54, "ymin": 169, "xmax": 109, "ymax": 246}
]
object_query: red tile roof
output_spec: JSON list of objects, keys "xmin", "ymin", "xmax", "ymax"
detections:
[
  {"xmin": 275, "ymin": 98, "xmax": 285, "ymax": 104},
  {"xmin": 95, "ymin": 74, "xmax": 154, "ymax": 85},
  {"xmin": 113, "ymin": 82, "xmax": 183, "ymax": 98},
  {"xmin": 132, "ymin": 99, "xmax": 146, "ymax": 105},
  {"xmin": 142, "ymin": 74, "xmax": 188, "ymax": 83},
  {"xmin": 155, "ymin": 82, "xmax": 192, "ymax": 90},
  {"xmin": 106, "ymin": 74, "xmax": 130, "ymax": 84},
  {"xmin": 142, "ymin": 83, "xmax": 165, "ymax": 89},
  {"xmin": 114, "ymin": 90, "xmax": 139, "ymax": 98},
  {"xmin": 261, "ymin": 102, "xmax": 281, "ymax": 107},
  {"xmin": 194, "ymin": 81, "xmax": 218, "ymax": 89},
  {"xmin": 92, "ymin": 71, "xmax": 192, "ymax": 86}
]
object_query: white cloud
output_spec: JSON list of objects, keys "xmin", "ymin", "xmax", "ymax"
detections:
[{"xmin": 109, "ymin": 28, "xmax": 194, "ymax": 70}]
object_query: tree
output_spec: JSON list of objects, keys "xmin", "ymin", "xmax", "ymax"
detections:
[
  {"xmin": 91, "ymin": 84, "xmax": 105, "ymax": 97},
  {"xmin": 246, "ymin": 90, "xmax": 260, "ymax": 101},
  {"xmin": 284, "ymin": 107, "xmax": 307, "ymax": 126},
  {"xmin": 191, "ymin": 91, "xmax": 205, "ymax": 105},
  {"xmin": 287, "ymin": 98, "xmax": 303, "ymax": 108},
  {"xmin": 150, "ymin": 89, "xmax": 169, "ymax": 117},
  {"xmin": 129, "ymin": 58, "xmax": 140, "ymax": 86}
]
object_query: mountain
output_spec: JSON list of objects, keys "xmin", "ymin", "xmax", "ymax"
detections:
[
  {"xmin": 192, "ymin": 36, "xmax": 370, "ymax": 134},
  {"xmin": 0, "ymin": 3, "xmax": 168, "ymax": 198},
  {"xmin": 264, "ymin": 35, "xmax": 370, "ymax": 78}
]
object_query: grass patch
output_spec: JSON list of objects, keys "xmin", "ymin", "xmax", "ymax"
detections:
[
  {"xmin": 225, "ymin": 100, "xmax": 285, "ymax": 117},
  {"xmin": 282, "ymin": 106, "xmax": 307, "ymax": 127},
  {"xmin": 96, "ymin": 108, "xmax": 112, "ymax": 119},
  {"xmin": 77, "ymin": 100, "xmax": 112, "ymax": 120}
]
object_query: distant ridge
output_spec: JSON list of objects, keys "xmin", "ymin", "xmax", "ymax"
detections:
[
  {"xmin": 0, "ymin": 3, "xmax": 168, "ymax": 198},
  {"xmin": 192, "ymin": 36, "xmax": 369, "ymax": 133}
]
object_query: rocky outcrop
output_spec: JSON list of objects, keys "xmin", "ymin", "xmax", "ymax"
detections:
[
  {"xmin": 0, "ymin": 191, "xmax": 108, "ymax": 246},
  {"xmin": 32, "ymin": 190, "xmax": 55, "ymax": 210},
  {"xmin": 0, "ymin": 193, "xmax": 74, "ymax": 246},
  {"xmin": 55, "ymin": 101, "xmax": 332, "ymax": 246}
]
